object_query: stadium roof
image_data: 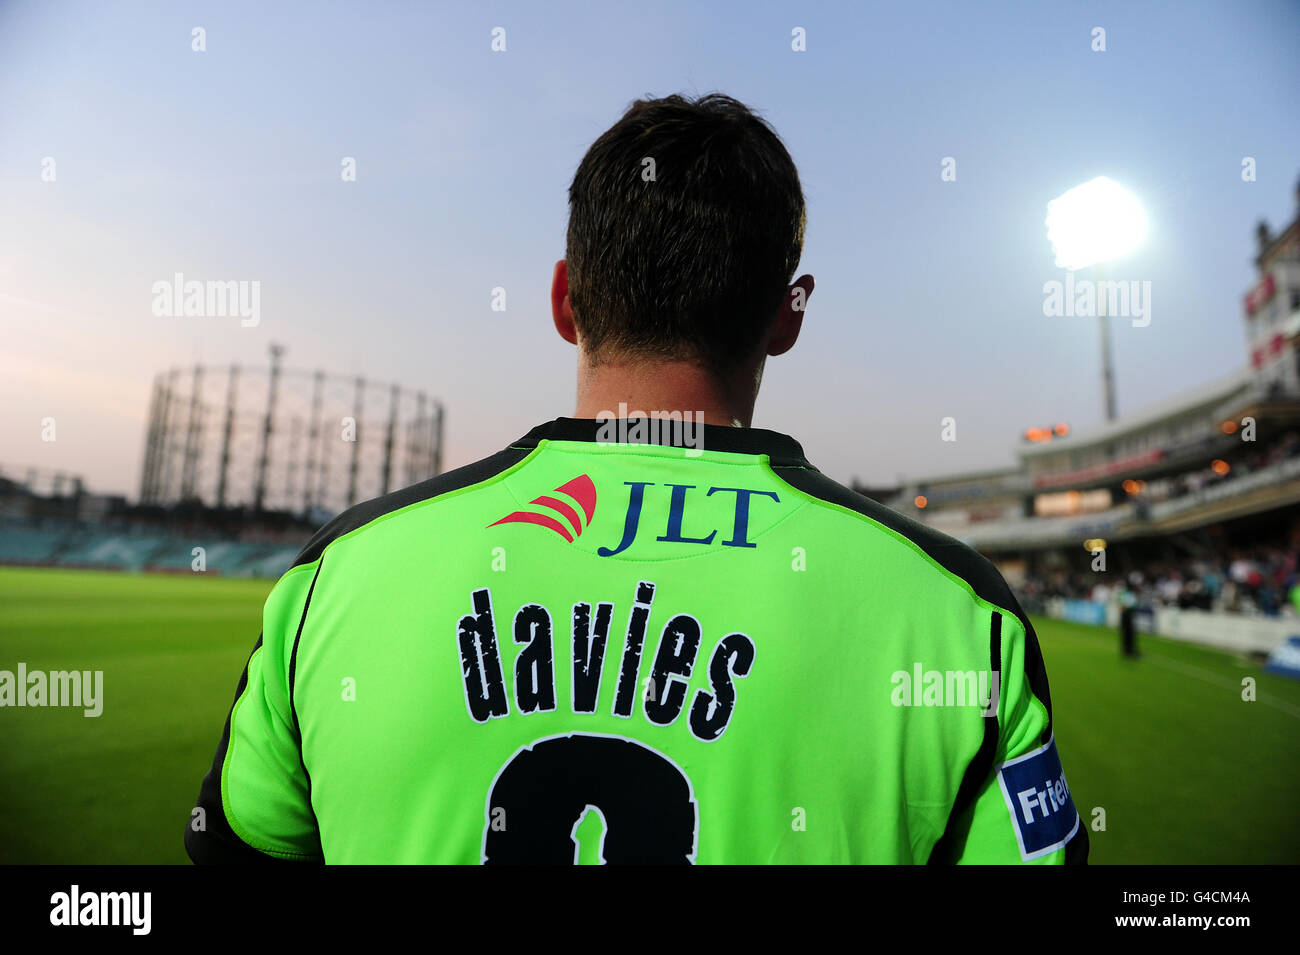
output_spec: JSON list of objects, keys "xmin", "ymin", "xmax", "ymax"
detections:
[
  {"xmin": 1017, "ymin": 367, "xmax": 1252, "ymax": 459},
  {"xmin": 894, "ymin": 464, "xmax": 1025, "ymax": 492}
]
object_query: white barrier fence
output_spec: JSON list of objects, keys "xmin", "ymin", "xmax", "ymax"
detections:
[{"xmin": 1044, "ymin": 598, "xmax": 1294, "ymax": 655}]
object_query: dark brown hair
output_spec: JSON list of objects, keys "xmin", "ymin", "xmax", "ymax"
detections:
[{"xmin": 565, "ymin": 93, "xmax": 806, "ymax": 375}]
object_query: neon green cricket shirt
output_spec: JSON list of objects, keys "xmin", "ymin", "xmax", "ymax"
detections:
[{"xmin": 186, "ymin": 418, "xmax": 1088, "ymax": 864}]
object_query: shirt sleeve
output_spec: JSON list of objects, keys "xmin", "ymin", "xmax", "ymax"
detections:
[
  {"xmin": 943, "ymin": 609, "xmax": 1089, "ymax": 864},
  {"xmin": 185, "ymin": 560, "xmax": 325, "ymax": 864}
]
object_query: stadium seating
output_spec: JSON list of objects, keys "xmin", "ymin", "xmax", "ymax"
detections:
[
  {"xmin": 55, "ymin": 534, "xmax": 168, "ymax": 571},
  {"xmin": 0, "ymin": 528, "xmax": 65, "ymax": 564},
  {"xmin": 0, "ymin": 523, "xmax": 304, "ymax": 578}
]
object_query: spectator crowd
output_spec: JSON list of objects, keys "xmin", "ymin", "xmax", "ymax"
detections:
[{"xmin": 1016, "ymin": 542, "xmax": 1300, "ymax": 618}]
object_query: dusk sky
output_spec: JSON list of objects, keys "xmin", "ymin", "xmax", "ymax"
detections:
[{"xmin": 3, "ymin": 0, "xmax": 1299, "ymax": 498}]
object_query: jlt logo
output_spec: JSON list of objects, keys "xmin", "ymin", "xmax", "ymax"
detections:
[
  {"xmin": 490, "ymin": 477, "xmax": 779, "ymax": 555},
  {"xmin": 600, "ymin": 482, "xmax": 778, "ymax": 556},
  {"xmin": 489, "ymin": 475, "xmax": 597, "ymax": 543}
]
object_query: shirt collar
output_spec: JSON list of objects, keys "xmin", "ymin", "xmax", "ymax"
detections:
[{"xmin": 513, "ymin": 417, "xmax": 812, "ymax": 468}]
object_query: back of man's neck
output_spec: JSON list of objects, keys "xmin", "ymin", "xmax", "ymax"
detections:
[{"xmin": 573, "ymin": 357, "xmax": 757, "ymax": 428}]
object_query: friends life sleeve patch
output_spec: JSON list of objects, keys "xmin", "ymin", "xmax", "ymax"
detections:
[{"xmin": 995, "ymin": 735, "xmax": 1080, "ymax": 861}]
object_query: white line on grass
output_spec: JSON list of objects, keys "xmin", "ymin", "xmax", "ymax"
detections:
[{"xmin": 1143, "ymin": 654, "xmax": 1300, "ymax": 721}]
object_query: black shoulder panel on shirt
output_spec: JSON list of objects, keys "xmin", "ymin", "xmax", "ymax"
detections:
[
  {"xmin": 187, "ymin": 442, "xmax": 534, "ymax": 864},
  {"xmin": 185, "ymin": 634, "xmax": 322, "ymax": 865},
  {"xmin": 771, "ymin": 467, "xmax": 1024, "ymax": 627},
  {"xmin": 928, "ymin": 611, "xmax": 1003, "ymax": 864},
  {"xmin": 769, "ymin": 464, "xmax": 1087, "ymax": 863},
  {"xmin": 290, "ymin": 443, "xmax": 535, "ymax": 570},
  {"xmin": 769, "ymin": 463, "xmax": 1053, "ymax": 735}
]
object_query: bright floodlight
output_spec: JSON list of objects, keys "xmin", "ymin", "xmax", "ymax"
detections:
[{"xmin": 1045, "ymin": 176, "xmax": 1147, "ymax": 271}]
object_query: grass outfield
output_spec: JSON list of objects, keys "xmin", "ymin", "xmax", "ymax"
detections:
[{"xmin": 1, "ymin": 566, "xmax": 1297, "ymax": 864}]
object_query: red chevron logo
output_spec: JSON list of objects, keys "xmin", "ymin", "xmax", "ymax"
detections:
[{"xmin": 489, "ymin": 474, "xmax": 597, "ymax": 542}]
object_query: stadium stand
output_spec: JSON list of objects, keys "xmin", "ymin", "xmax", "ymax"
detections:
[
  {"xmin": 0, "ymin": 527, "xmax": 65, "ymax": 565},
  {"xmin": 0, "ymin": 463, "xmax": 313, "ymax": 580},
  {"xmin": 865, "ymin": 176, "xmax": 1300, "ymax": 656}
]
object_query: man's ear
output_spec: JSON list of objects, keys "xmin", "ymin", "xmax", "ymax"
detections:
[
  {"xmin": 766, "ymin": 273, "xmax": 814, "ymax": 357},
  {"xmin": 552, "ymin": 259, "xmax": 578, "ymax": 345}
]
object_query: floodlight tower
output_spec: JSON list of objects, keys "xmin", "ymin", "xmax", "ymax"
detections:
[{"xmin": 1045, "ymin": 176, "xmax": 1147, "ymax": 422}]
